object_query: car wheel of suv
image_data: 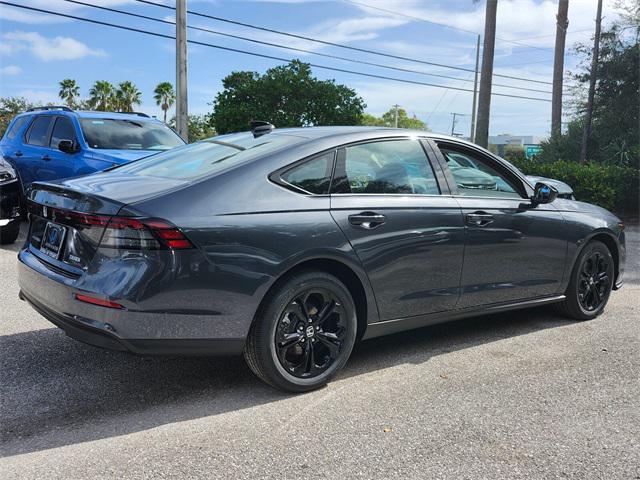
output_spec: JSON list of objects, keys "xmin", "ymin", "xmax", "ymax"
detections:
[
  {"xmin": 554, "ymin": 240, "xmax": 614, "ymax": 320},
  {"xmin": 244, "ymin": 271, "xmax": 358, "ymax": 393},
  {"xmin": 0, "ymin": 219, "xmax": 21, "ymax": 245}
]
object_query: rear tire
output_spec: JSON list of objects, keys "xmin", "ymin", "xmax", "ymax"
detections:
[
  {"xmin": 244, "ymin": 271, "xmax": 357, "ymax": 393},
  {"xmin": 0, "ymin": 219, "xmax": 20, "ymax": 245},
  {"xmin": 554, "ymin": 240, "xmax": 614, "ymax": 320}
]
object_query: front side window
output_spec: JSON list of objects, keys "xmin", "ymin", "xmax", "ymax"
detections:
[
  {"xmin": 50, "ymin": 117, "xmax": 77, "ymax": 148},
  {"xmin": 280, "ymin": 151, "xmax": 334, "ymax": 194},
  {"xmin": 26, "ymin": 116, "xmax": 53, "ymax": 147},
  {"xmin": 439, "ymin": 146, "xmax": 522, "ymax": 198},
  {"xmin": 80, "ymin": 118, "xmax": 184, "ymax": 151},
  {"xmin": 335, "ymin": 139, "xmax": 440, "ymax": 195}
]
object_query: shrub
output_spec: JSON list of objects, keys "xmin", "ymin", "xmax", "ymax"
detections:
[{"xmin": 508, "ymin": 158, "xmax": 639, "ymax": 214}]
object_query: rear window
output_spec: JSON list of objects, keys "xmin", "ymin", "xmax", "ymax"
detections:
[
  {"xmin": 5, "ymin": 116, "xmax": 30, "ymax": 140},
  {"xmin": 115, "ymin": 132, "xmax": 299, "ymax": 180},
  {"xmin": 80, "ymin": 118, "xmax": 184, "ymax": 151}
]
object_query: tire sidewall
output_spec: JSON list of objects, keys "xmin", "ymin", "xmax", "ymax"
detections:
[{"xmin": 261, "ymin": 272, "xmax": 357, "ymax": 391}]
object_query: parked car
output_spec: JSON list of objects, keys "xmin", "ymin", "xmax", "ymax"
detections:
[
  {"xmin": 17, "ymin": 126, "xmax": 625, "ymax": 392},
  {"xmin": 0, "ymin": 156, "xmax": 21, "ymax": 244},
  {"xmin": 0, "ymin": 106, "xmax": 185, "ymax": 193}
]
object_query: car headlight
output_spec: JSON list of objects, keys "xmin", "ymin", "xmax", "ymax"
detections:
[{"xmin": 0, "ymin": 157, "xmax": 17, "ymax": 183}]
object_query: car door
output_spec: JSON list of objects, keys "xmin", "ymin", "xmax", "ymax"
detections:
[
  {"xmin": 19, "ymin": 115, "xmax": 55, "ymax": 187},
  {"xmin": 433, "ymin": 140, "xmax": 567, "ymax": 308},
  {"xmin": 42, "ymin": 116, "xmax": 80, "ymax": 181},
  {"xmin": 329, "ymin": 138, "xmax": 465, "ymax": 321}
]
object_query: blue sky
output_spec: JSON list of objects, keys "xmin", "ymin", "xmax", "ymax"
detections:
[{"xmin": 0, "ymin": 0, "xmax": 618, "ymax": 136}]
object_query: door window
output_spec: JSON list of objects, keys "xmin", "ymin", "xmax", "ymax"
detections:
[
  {"xmin": 334, "ymin": 139, "xmax": 440, "ymax": 195},
  {"xmin": 50, "ymin": 117, "xmax": 77, "ymax": 149},
  {"xmin": 5, "ymin": 116, "xmax": 30, "ymax": 140},
  {"xmin": 25, "ymin": 116, "xmax": 53, "ymax": 147},
  {"xmin": 440, "ymin": 147, "xmax": 523, "ymax": 198},
  {"xmin": 280, "ymin": 151, "xmax": 334, "ymax": 194}
]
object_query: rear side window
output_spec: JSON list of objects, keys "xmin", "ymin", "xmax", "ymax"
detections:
[
  {"xmin": 335, "ymin": 139, "xmax": 440, "ymax": 195},
  {"xmin": 280, "ymin": 151, "xmax": 334, "ymax": 194},
  {"xmin": 50, "ymin": 117, "xmax": 77, "ymax": 148},
  {"xmin": 5, "ymin": 116, "xmax": 30, "ymax": 140},
  {"xmin": 26, "ymin": 116, "xmax": 54, "ymax": 147}
]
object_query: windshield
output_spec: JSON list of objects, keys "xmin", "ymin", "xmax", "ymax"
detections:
[
  {"xmin": 114, "ymin": 132, "xmax": 299, "ymax": 180},
  {"xmin": 80, "ymin": 118, "xmax": 184, "ymax": 151}
]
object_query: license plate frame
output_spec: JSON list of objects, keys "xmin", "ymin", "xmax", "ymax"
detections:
[{"xmin": 41, "ymin": 221, "xmax": 67, "ymax": 260}]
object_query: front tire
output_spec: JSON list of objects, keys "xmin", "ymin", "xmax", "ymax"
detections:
[
  {"xmin": 244, "ymin": 271, "xmax": 357, "ymax": 393},
  {"xmin": 554, "ymin": 240, "xmax": 614, "ymax": 320}
]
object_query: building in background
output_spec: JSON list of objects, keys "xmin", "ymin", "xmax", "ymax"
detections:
[{"xmin": 489, "ymin": 134, "xmax": 546, "ymax": 158}]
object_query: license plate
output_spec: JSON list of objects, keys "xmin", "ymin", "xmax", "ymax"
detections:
[{"xmin": 41, "ymin": 221, "xmax": 67, "ymax": 260}]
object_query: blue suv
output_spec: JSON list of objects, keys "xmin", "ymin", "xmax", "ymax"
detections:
[{"xmin": 1, "ymin": 106, "xmax": 185, "ymax": 195}]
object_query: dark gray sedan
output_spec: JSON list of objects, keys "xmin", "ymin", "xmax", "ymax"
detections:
[{"xmin": 18, "ymin": 126, "xmax": 626, "ymax": 392}]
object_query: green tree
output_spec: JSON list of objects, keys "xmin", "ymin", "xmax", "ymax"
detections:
[
  {"xmin": 0, "ymin": 97, "xmax": 35, "ymax": 137},
  {"xmin": 170, "ymin": 114, "xmax": 216, "ymax": 142},
  {"xmin": 58, "ymin": 79, "xmax": 80, "ymax": 108},
  {"xmin": 210, "ymin": 60, "xmax": 365, "ymax": 134},
  {"xmin": 88, "ymin": 80, "xmax": 115, "ymax": 111},
  {"xmin": 541, "ymin": 5, "xmax": 639, "ymax": 167},
  {"xmin": 115, "ymin": 81, "xmax": 142, "ymax": 112},
  {"xmin": 154, "ymin": 82, "xmax": 175, "ymax": 123},
  {"xmin": 360, "ymin": 107, "xmax": 428, "ymax": 130}
]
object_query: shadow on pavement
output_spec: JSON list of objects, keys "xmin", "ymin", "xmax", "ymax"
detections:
[{"xmin": 0, "ymin": 306, "xmax": 574, "ymax": 457}]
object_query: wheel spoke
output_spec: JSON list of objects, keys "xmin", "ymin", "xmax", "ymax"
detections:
[
  {"xmin": 315, "ymin": 299, "xmax": 336, "ymax": 326},
  {"xmin": 278, "ymin": 332, "xmax": 302, "ymax": 349},
  {"xmin": 317, "ymin": 332, "xmax": 341, "ymax": 358}
]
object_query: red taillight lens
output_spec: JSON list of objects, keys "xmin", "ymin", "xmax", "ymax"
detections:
[
  {"xmin": 75, "ymin": 293, "xmax": 124, "ymax": 309},
  {"xmin": 100, "ymin": 217, "xmax": 194, "ymax": 250}
]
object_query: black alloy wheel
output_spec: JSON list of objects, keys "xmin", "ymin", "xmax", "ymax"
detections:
[
  {"xmin": 244, "ymin": 271, "xmax": 357, "ymax": 392},
  {"xmin": 555, "ymin": 240, "xmax": 614, "ymax": 320}
]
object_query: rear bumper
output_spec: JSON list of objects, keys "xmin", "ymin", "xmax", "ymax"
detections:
[{"xmin": 18, "ymin": 249, "xmax": 245, "ymax": 356}]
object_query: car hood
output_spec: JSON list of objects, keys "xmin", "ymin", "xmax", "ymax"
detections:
[
  {"xmin": 88, "ymin": 149, "xmax": 162, "ymax": 165},
  {"xmin": 450, "ymin": 166, "xmax": 496, "ymax": 186},
  {"xmin": 526, "ymin": 175, "xmax": 573, "ymax": 195}
]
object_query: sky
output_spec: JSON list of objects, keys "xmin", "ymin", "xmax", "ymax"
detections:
[{"xmin": 0, "ymin": 0, "xmax": 622, "ymax": 137}]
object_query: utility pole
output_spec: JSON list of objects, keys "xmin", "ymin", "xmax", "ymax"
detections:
[
  {"xmin": 176, "ymin": 0, "xmax": 188, "ymax": 140},
  {"xmin": 551, "ymin": 0, "xmax": 569, "ymax": 136},
  {"xmin": 450, "ymin": 113, "xmax": 466, "ymax": 136},
  {"xmin": 475, "ymin": 0, "xmax": 497, "ymax": 148},
  {"xmin": 393, "ymin": 104, "xmax": 400, "ymax": 128},
  {"xmin": 580, "ymin": 0, "xmax": 602, "ymax": 164},
  {"xmin": 470, "ymin": 34, "xmax": 481, "ymax": 142}
]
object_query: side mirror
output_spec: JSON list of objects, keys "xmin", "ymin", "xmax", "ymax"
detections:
[
  {"xmin": 532, "ymin": 182, "xmax": 558, "ymax": 205},
  {"xmin": 58, "ymin": 139, "xmax": 78, "ymax": 154}
]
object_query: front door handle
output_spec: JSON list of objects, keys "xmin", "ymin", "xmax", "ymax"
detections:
[
  {"xmin": 348, "ymin": 212, "xmax": 386, "ymax": 229},
  {"xmin": 466, "ymin": 212, "xmax": 494, "ymax": 227},
  {"xmin": 42, "ymin": 155, "xmax": 51, "ymax": 161}
]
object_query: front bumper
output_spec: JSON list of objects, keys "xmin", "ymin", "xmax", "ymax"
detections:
[
  {"xmin": 18, "ymin": 249, "xmax": 245, "ymax": 356},
  {"xmin": 1, "ymin": 178, "xmax": 21, "ymax": 223}
]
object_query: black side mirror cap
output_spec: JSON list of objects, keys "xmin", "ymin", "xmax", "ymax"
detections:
[
  {"xmin": 58, "ymin": 139, "xmax": 78, "ymax": 154},
  {"xmin": 532, "ymin": 182, "xmax": 558, "ymax": 205}
]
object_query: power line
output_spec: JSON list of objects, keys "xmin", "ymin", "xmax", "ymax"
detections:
[
  {"xmin": 0, "ymin": 2, "xmax": 552, "ymax": 102},
  {"xmin": 132, "ymin": 0, "xmax": 553, "ymax": 86},
  {"xmin": 63, "ymin": 0, "xmax": 552, "ymax": 95}
]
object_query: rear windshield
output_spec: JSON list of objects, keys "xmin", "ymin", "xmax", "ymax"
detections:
[
  {"xmin": 80, "ymin": 118, "xmax": 184, "ymax": 151},
  {"xmin": 114, "ymin": 132, "xmax": 299, "ymax": 180}
]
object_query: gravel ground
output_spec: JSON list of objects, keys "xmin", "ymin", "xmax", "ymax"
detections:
[{"xmin": 1, "ymin": 221, "xmax": 638, "ymax": 479}]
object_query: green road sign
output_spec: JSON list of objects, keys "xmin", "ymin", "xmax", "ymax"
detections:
[{"xmin": 525, "ymin": 145, "xmax": 542, "ymax": 159}]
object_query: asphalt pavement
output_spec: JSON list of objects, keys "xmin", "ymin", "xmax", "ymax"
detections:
[{"xmin": 1, "ymin": 221, "xmax": 638, "ymax": 479}]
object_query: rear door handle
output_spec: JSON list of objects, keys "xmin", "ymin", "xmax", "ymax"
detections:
[
  {"xmin": 348, "ymin": 212, "xmax": 386, "ymax": 229},
  {"xmin": 14, "ymin": 151, "xmax": 23, "ymax": 157},
  {"xmin": 466, "ymin": 212, "xmax": 494, "ymax": 227},
  {"xmin": 42, "ymin": 155, "xmax": 51, "ymax": 161}
]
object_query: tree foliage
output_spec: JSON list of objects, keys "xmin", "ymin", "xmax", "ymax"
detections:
[
  {"xmin": 154, "ymin": 82, "xmax": 175, "ymax": 123},
  {"xmin": 170, "ymin": 114, "xmax": 216, "ymax": 143},
  {"xmin": 361, "ymin": 107, "xmax": 429, "ymax": 130},
  {"xmin": 0, "ymin": 97, "xmax": 36, "ymax": 137},
  {"xmin": 58, "ymin": 79, "xmax": 80, "ymax": 108},
  {"xmin": 210, "ymin": 61, "xmax": 365, "ymax": 134},
  {"xmin": 540, "ymin": 6, "xmax": 639, "ymax": 167},
  {"xmin": 114, "ymin": 81, "xmax": 142, "ymax": 112},
  {"xmin": 88, "ymin": 80, "xmax": 115, "ymax": 111}
]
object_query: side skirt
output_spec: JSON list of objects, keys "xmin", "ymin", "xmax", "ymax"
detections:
[{"xmin": 362, "ymin": 295, "xmax": 566, "ymax": 340}]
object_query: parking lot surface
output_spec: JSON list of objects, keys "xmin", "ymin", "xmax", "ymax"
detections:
[{"xmin": 1, "ymin": 222, "xmax": 638, "ymax": 479}]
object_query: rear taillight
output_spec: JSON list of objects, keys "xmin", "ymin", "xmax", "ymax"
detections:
[{"xmin": 100, "ymin": 216, "xmax": 194, "ymax": 250}]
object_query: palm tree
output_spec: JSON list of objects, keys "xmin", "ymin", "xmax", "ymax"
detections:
[
  {"xmin": 154, "ymin": 82, "xmax": 175, "ymax": 123},
  {"xmin": 115, "ymin": 81, "xmax": 142, "ymax": 112},
  {"xmin": 58, "ymin": 79, "xmax": 80, "ymax": 108},
  {"xmin": 88, "ymin": 80, "xmax": 115, "ymax": 111}
]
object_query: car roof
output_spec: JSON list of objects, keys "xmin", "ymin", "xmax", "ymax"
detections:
[{"xmin": 13, "ymin": 109, "xmax": 160, "ymax": 122}]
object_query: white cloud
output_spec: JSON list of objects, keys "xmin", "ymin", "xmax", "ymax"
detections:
[
  {"xmin": 1, "ymin": 31, "xmax": 106, "ymax": 61},
  {"xmin": 0, "ymin": 0, "xmax": 136, "ymax": 25},
  {"xmin": 0, "ymin": 65, "xmax": 22, "ymax": 75}
]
